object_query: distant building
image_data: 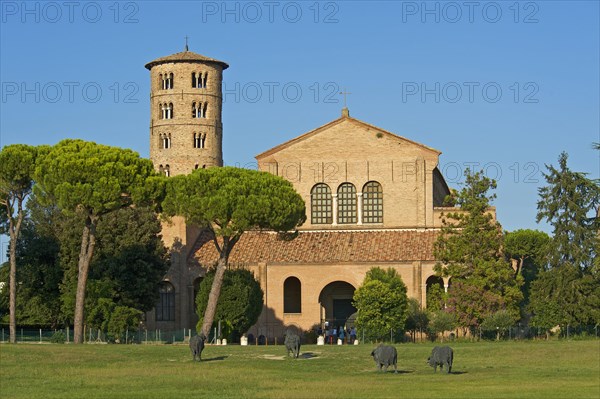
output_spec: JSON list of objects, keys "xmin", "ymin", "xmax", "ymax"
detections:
[{"xmin": 143, "ymin": 49, "xmax": 486, "ymax": 339}]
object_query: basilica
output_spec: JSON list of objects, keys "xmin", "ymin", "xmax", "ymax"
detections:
[{"xmin": 142, "ymin": 48, "xmax": 477, "ymax": 340}]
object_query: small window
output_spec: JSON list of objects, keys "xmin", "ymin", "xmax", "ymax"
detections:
[
  {"xmin": 192, "ymin": 72, "xmax": 208, "ymax": 89},
  {"xmin": 164, "ymin": 164, "xmax": 170, "ymax": 177},
  {"xmin": 192, "ymin": 102, "xmax": 207, "ymax": 118},
  {"xmin": 161, "ymin": 103, "xmax": 173, "ymax": 119},
  {"xmin": 161, "ymin": 72, "xmax": 173, "ymax": 90},
  {"xmin": 194, "ymin": 133, "xmax": 206, "ymax": 149},
  {"xmin": 160, "ymin": 133, "xmax": 171, "ymax": 149}
]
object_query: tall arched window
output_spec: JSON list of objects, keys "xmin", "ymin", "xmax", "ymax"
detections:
[
  {"xmin": 156, "ymin": 282, "xmax": 175, "ymax": 321},
  {"xmin": 164, "ymin": 164, "xmax": 170, "ymax": 177},
  {"xmin": 362, "ymin": 181, "xmax": 383, "ymax": 223},
  {"xmin": 337, "ymin": 183, "xmax": 357, "ymax": 224},
  {"xmin": 311, "ymin": 183, "xmax": 332, "ymax": 224},
  {"xmin": 284, "ymin": 277, "xmax": 302, "ymax": 313}
]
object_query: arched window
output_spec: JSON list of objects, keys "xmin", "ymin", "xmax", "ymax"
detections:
[
  {"xmin": 161, "ymin": 103, "xmax": 173, "ymax": 119},
  {"xmin": 194, "ymin": 133, "xmax": 206, "ymax": 148},
  {"xmin": 161, "ymin": 133, "xmax": 171, "ymax": 149},
  {"xmin": 284, "ymin": 277, "xmax": 301, "ymax": 313},
  {"xmin": 311, "ymin": 183, "xmax": 332, "ymax": 224},
  {"xmin": 362, "ymin": 181, "xmax": 383, "ymax": 223},
  {"xmin": 164, "ymin": 164, "xmax": 170, "ymax": 177},
  {"xmin": 161, "ymin": 72, "xmax": 173, "ymax": 90},
  {"xmin": 192, "ymin": 102, "xmax": 207, "ymax": 118},
  {"xmin": 156, "ymin": 282, "xmax": 175, "ymax": 321},
  {"xmin": 192, "ymin": 72, "xmax": 208, "ymax": 88},
  {"xmin": 337, "ymin": 183, "xmax": 357, "ymax": 224},
  {"xmin": 167, "ymin": 73, "xmax": 174, "ymax": 89}
]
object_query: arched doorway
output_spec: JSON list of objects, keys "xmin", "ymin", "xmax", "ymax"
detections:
[{"xmin": 318, "ymin": 281, "xmax": 356, "ymax": 331}]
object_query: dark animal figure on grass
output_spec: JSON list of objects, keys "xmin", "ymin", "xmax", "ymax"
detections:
[
  {"xmin": 284, "ymin": 332, "xmax": 301, "ymax": 359},
  {"xmin": 427, "ymin": 346, "xmax": 453, "ymax": 373},
  {"xmin": 371, "ymin": 345, "xmax": 398, "ymax": 373},
  {"xmin": 189, "ymin": 334, "xmax": 206, "ymax": 362}
]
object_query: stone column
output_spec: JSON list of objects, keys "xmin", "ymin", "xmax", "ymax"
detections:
[
  {"xmin": 332, "ymin": 193, "xmax": 338, "ymax": 225},
  {"xmin": 357, "ymin": 192, "xmax": 363, "ymax": 225}
]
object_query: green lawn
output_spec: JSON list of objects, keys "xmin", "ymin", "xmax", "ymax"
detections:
[{"xmin": 0, "ymin": 340, "xmax": 598, "ymax": 398}]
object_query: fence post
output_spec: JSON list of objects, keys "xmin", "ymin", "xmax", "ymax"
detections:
[{"xmin": 39, "ymin": 328, "xmax": 42, "ymax": 343}]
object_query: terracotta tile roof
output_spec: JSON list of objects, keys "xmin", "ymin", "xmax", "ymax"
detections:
[
  {"xmin": 145, "ymin": 50, "xmax": 229, "ymax": 70},
  {"xmin": 190, "ymin": 229, "xmax": 439, "ymax": 266}
]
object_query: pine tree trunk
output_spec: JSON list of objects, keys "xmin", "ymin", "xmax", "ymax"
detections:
[
  {"xmin": 8, "ymin": 200, "xmax": 24, "ymax": 344},
  {"xmin": 200, "ymin": 236, "xmax": 232, "ymax": 339},
  {"xmin": 73, "ymin": 217, "xmax": 97, "ymax": 344},
  {"xmin": 200, "ymin": 255, "xmax": 228, "ymax": 339},
  {"xmin": 8, "ymin": 229, "xmax": 17, "ymax": 344}
]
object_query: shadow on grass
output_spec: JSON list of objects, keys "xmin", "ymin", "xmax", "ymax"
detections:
[
  {"xmin": 299, "ymin": 352, "xmax": 319, "ymax": 359},
  {"xmin": 201, "ymin": 356, "xmax": 228, "ymax": 362},
  {"xmin": 429, "ymin": 371, "xmax": 468, "ymax": 375},
  {"xmin": 375, "ymin": 369, "xmax": 414, "ymax": 374}
]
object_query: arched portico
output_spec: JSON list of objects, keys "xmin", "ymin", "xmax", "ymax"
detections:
[{"xmin": 318, "ymin": 281, "xmax": 357, "ymax": 330}]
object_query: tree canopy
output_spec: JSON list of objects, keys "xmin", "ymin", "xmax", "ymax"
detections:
[
  {"xmin": 34, "ymin": 139, "xmax": 159, "ymax": 343},
  {"xmin": 504, "ymin": 229, "xmax": 551, "ymax": 308},
  {"xmin": 529, "ymin": 152, "xmax": 600, "ymax": 329},
  {"xmin": 434, "ymin": 170, "xmax": 522, "ymax": 329},
  {"xmin": 353, "ymin": 267, "xmax": 409, "ymax": 342},
  {"xmin": 163, "ymin": 166, "xmax": 305, "ymax": 337},
  {"xmin": 0, "ymin": 144, "xmax": 39, "ymax": 343}
]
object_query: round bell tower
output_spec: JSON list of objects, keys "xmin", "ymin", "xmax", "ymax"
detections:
[{"xmin": 145, "ymin": 47, "xmax": 228, "ymax": 176}]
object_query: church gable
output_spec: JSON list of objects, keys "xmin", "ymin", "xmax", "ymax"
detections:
[
  {"xmin": 256, "ymin": 112, "xmax": 447, "ymax": 229},
  {"xmin": 256, "ymin": 115, "xmax": 440, "ymax": 165}
]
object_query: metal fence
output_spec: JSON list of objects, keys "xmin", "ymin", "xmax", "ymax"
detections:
[
  {"xmin": 1, "ymin": 324, "xmax": 598, "ymax": 344},
  {"xmin": 0, "ymin": 327, "xmax": 196, "ymax": 344}
]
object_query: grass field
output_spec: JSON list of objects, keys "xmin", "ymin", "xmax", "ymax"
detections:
[{"xmin": 1, "ymin": 340, "xmax": 598, "ymax": 398}]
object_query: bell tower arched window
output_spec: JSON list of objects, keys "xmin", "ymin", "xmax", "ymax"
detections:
[
  {"xmin": 194, "ymin": 133, "xmax": 206, "ymax": 149},
  {"xmin": 161, "ymin": 72, "xmax": 173, "ymax": 90},
  {"xmin": 192, "ymin": 72, "xmax": 208, "ymax": 89},
  {"xmin": 160, "ymin": 133, "xmax": 171, "ymax": 149},
  {"xmin": 160, "ymin": 103, "xmax": 173, "ymax": 119},
  {"xmin": 192, "ymin": 102, "xmax": 207, "ymax": 118}
]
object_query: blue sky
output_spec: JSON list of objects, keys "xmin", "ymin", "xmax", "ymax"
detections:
[{"xmin": 1, "ymin": 1, "xmax": 599, "ymax": 259}]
